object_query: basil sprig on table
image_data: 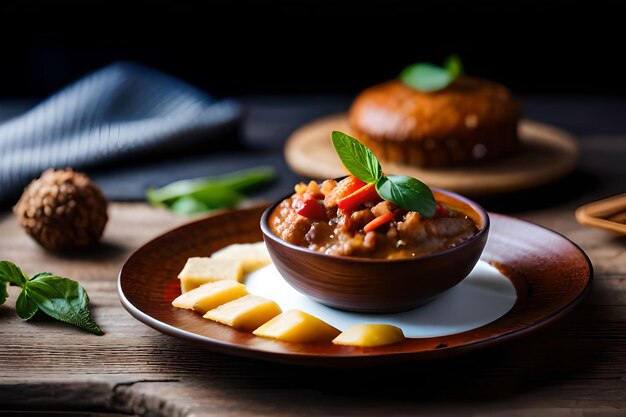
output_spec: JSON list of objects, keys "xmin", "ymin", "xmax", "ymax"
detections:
[
  {"xmin": 331, "ymin": 131, "xmax": 436, "ymax": 217},
  {"xmin": 399, "ymin": 54, "xmax": 463, "ymax": 92},
  {"xmin": 146, "ymin": 166, "xmax": 276, "ymax": 215},
  {"xmin": 0, "ymin": 261, "xmax": 104, "ymax": 335}
]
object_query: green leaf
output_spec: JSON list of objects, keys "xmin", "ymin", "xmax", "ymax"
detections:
[
  {"xmin": 376, "ymin": 175, "xmax": 436, "ymax": 218},
  {"xmin": 16, "ymin": 291, "xmax": 38, "ymax": 320},
  {"xmin": 146, "ymin": 166, "xmax": 275, "ymax": 205},
  {"xmin": 169, "ymin": 196, "xmax": 211, "ymax": 214},
  {"xmin": 399, "ymin": 63, "xmax": 453, "ymax": 92},
  {"xmin": 0, "ymin": 282, "xmax": 7, "ymax": 306},
  {"xmin": 207, "ymin": 166, "xmax": 276, "ymax": 192},
  {"xmin": 188, "ymin": 185, "xmax": 242, "ymax": 209},
  {"xmin": 331, "ymin": 131, "xmax": 382, "ymax": 183},
  {"xmin": 400, "ymin": 55, "xmax": 463, "ymax": 92},
  {"xmin": 26, "ymin": 276, "xmax": 104, "ymax": 335},
  {"xmin": 0, "ymin": 261, "xmax": 29, "ymax": 287},
  {"xmin": 146, "ymin": 179, "xmax": 206, "ymax": 205},
  {"xmin": 444, "ymin": 54, "xmax": 463, "ymax": 79},
  {"xmin": 30, "ymin": 272, "xmax": 53, "ymax": 281}
]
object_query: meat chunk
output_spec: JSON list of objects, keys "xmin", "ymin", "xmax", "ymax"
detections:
[
  {"xmin": 397, "ymin": 212, "xmax": 427, "ymax": 243},
  {"xmin": 346, "ymin": 209, "xmax": 375, "ymax": 233},
  {"xmin": 320, "ymin": 179, "xmax": 337, "ymax": 196},
  {"xmin": 270, "ymin": 199, "xmax": 312, "ymax": 246},
  {"xmin": 305, "ymin": 222, "xmax": 334, "ymax": 245},
  {"xmin": 371, "ymin": 201, "xmax": 394, "ymax": 217},
  {"xmin": 295, "ymin": 181, "xmax": 322, "ymax": 197},
  {"xmin": 363, "ymin": 231, "xmax": 376, "ymax": 249},
  {"xmin": 425, "ymin": 217, "xmax": 473, "ymax": 238}
]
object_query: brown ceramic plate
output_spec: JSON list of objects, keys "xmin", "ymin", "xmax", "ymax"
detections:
[{"xmin": 118, "ymin": 205, "xmax": 592, "ymax": 367}]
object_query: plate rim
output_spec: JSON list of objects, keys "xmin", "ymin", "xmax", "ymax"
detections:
[{"xmin": 118, "ymin": 206, "xmax": 592, "ymax": 366}]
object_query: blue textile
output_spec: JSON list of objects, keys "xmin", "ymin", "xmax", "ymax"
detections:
[{"xmin": 0, "ymin": 62, "xmax": 241, "ymax": 203}]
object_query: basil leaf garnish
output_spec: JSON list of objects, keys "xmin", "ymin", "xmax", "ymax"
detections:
[
  {"xmin": 30, "ymin": 272, "xmax": 54, "ymax": 281},
  {"xmin": 444, "ymin": 54, "xmax": 463, "ymax": 79},
  {"xmin": 0, "ymin": 260, "xmax": 104, "ymax": 334},
  {"xmin": 16, "ymin": 291, "xmax": 38, "ymax": 320},
  {"xmin": 400, "ymin": 63, "xmax": 453, "ymax": 92},
  {"xmin": 331, "ymin": 131, "xmax": 382, "ymax": 183},
  {"xmin": 330, "ymin": 131, "xmax": 437, "ymax": 217},
  {"xmin": 0, "ymin": 261, "xmax": 28, "ymax": 287},
  {"xmin": 399, "ymin": 54, "xmax": 463, "ymax": 92},
  {"xmin": 0, "ymin": 281, "xmax": 7, "ymax": 306},
  {"xmin": 27, "ymin": 275, "xmax": 103, "ymax": 335},
  {"xmin": 376, "ymin": 175, "xmax": 436, "ymax": 218}
]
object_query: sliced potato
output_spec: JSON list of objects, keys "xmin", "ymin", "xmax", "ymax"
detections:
[
  {"xmin": 332, "ymin": 324, "xmax": 405, "ymax": 347},
  {"xmin": 253, "ymin": 309, "xmax": 340, "ymax": 343},
  {"xmin": 211, "ymin": 242, "xmax": 272, "ymax": 273},
  {"xmin": 171, "ymin": 280, "xmax": 247, "ymax": 314},
  {"xmin": 178, "ymin": 257, "xmax": 244, "ymax": 293},
  {"xmin": 203, "ymin": 294, "xmax": 281, "ymax": 331}
]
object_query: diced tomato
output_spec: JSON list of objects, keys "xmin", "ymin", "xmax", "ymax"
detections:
[
  {"xmin": 337, "ymin": 183, "xmax": 381, "ymax": 212},
  {"xmin": 363, "ymin": 212, "xmax": 394, "ymax": 233},
  {"xmin": 293, "ymin": 196, "xmax": 326, "ymax": 221},
  {"xmin": 434, "ymin": 204, "xmax": 450, "ymax": 217}
]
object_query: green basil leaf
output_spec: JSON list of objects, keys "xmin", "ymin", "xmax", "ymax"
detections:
[
  {"xmin": 444, "ymin": 54, "xmax": 463, "ymax": 79},
  {"xmin": 30, "ymin": 272, "xmax": 54, "ymax": 281},
  {"xmin": 188, "ymin": 184, "xmax": 242, "ymax": 209},
  {"xmin": 146, "ymin": 166, "xmax": 275, "ymax": 205},
  {"xmin": 169, "ymin": 196, "xmax": 211, "ymax": 215},
  {"xmin": 146, "ymin": 179, "xmax": 206, "ymax": 205},
  {"xmin": 16, "ymin": 291, "xmax": 38, "ymax": 320},
  {"xmin": 0, "ymin": 281, "xmax": 7, "ymax": 306},
  {"xmin": 376, "ymin": 175, "xmax": 436, "ymax": 217},
  {"xmin": 26, "ymin": 276, "xmax": 104, "ymax": 335},
  {"xmin": 0, "ymin": 261, "xmax": 29, "ymax": 287},
  {"xmin": 399, "ymin": 63, "xmax": 453, "ymax": 92},
  {"xmin": 207, "ymin": 166, "xmax": 275, "ymax": 192},
  {"xmin": 331, "ymin": 131, "xmax": 382, "ymax": 183}
]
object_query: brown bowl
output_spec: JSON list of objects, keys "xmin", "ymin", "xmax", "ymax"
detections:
[{"xmin": 260, "ymin": 188, "xmax": 490, "ymax": 313}]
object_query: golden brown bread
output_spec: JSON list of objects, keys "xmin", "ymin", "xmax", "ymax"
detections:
[{"xmin": 348, "ymin": 76, "xmax": 521, "ymax": 167}]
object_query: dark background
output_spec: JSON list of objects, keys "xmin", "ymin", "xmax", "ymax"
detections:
[{"xmin": 1, "ymin": 0, "xmax": 624, "ymax": 99}]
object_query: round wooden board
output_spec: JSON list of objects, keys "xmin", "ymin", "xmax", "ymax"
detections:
[{"xmin": 285, "ymin": 114, "xmax": 579, "ymax": 195}]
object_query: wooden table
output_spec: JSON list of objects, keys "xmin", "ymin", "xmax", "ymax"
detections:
[{"xmin": 1, "ymin": 135, "xmax": 626, "ymax": 416}]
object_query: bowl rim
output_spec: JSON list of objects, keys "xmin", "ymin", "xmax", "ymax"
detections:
[{"xmin": 260, "ymin": 185, "xmax": 490, "ymax": 264}]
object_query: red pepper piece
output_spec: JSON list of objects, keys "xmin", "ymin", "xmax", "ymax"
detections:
[
  {"xmin": 294, "ymin": 196, "xmax": 326, "ymax": 220},
  {"xmin": 363, "ymin": 212, "xmax": 394, "ymax": 233},
  {"xmin": 337, "ymin": 183, "xmax": 381, "ymax": 212},
  {"xmin": 434, "ymin": 204, "xmax": 450, "ymax": 217}
]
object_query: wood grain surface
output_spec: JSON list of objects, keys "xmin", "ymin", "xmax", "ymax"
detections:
[
  {"xmin": 2, "ymin": 165, "xmax": 626, "ymax": 414},
  {"xmin": 1, "ymin": 200, "xmax": 625, "ymax": 416}
]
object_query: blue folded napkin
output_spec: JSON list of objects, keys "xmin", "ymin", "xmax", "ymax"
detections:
[{"xmin": 0, "ymin": 62, "xmax": 241, "ymax": 204}]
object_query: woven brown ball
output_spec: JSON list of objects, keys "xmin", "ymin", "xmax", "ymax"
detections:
[{"xmin": 13, "ymin": 168, "xmax": 108, "ymax": 251}]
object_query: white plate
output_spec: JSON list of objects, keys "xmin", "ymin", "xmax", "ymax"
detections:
[{"xmin": 246, "ymin": 260, "xmax": 516, "ymax": 338}]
